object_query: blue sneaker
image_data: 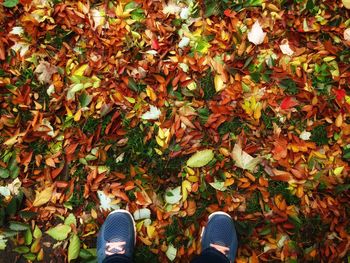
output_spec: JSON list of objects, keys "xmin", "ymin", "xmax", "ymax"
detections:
[
  {"xmin": 97, "ymin": 210, "xmax": 136, "ymax": 263},
  {"xmin": 201, "ymin": 212, "xmax": 238, "ymax": 262}
]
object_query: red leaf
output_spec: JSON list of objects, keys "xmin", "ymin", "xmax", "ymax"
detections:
[
  {"xmin": 151, "ymin": 38, "xmax": 159, "ymax": 50},
  {"xmin": 333, "ymin": 89, "xmax": 346, "ymax": 102},
  {"xmin": 280, "ymin": 97, "xmax": 298, "ymax": 110},
  {"xmin": 224, "ymin": 9, "xmax": 236, "ymax": 18}
]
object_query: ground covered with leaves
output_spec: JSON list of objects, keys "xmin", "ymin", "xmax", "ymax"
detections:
[{"xmin": 0, "ymin": 0, "xmax": 350, "ymax": 262}]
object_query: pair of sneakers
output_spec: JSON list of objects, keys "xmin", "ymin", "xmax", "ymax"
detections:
[{"xmin": 97, "ymin": 210, "xmax": 238, "ymax": 262}]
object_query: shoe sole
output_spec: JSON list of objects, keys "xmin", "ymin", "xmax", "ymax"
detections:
[
  {"xmin": 108, "ymin": 209, "xmax": 137, "ymax": 245},
  {"xmin": 201, "ymin": 211, "xmax": 232, "ymax": 239}
]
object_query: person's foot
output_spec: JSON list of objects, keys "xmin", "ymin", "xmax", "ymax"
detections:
[
  {"xmin": 201, "ymin": 211, "xmax": 238, "ymax": 262},
  {"xmin": 97, "ymin": 210, "xmax": 136, "ymax": 263}
]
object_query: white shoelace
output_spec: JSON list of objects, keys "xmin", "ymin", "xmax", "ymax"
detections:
[
  {"xmin": 105, "ymin": 241, "xmax": 126, "ymax": 255},
  {"xmin": 210, "ymin": 243, "xmax": 230, "ymax": 255}
]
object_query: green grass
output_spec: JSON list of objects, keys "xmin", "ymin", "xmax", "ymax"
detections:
[
  {"xmin": 310, "ymin": 125, "xmax": 328, "ymax": 146},
  {"xmin": 279, "ymin": 78, "xmax": 299, "ymax": 95},
  {"xmin": 246, "ymin": 192, "xmax": 261, "ymax": 213},
  {"xmin": 200, "ymin": 70, "xmax": 216, "ymax": 100},
  {"xmin": 218, "ymin": 117, "xmax": 245, "ymax": 135},
  {"xmin": 134, "ymin": 245, "xmax": 159, "ymax": 263}
]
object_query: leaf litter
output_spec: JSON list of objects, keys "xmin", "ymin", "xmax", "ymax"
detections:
[{"xmin": 0, "ymin": 0, "xmax": 349, "ymax": 262}]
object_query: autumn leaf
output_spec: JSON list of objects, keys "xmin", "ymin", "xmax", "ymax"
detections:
[
  {"xmin": 141, "ymin": 105, "xmax": 161, "ymax": 120},
  {"xmin": 248, "ymin": 21, "xmax": 266, "ymax": 45},
  {"xmin": 2, "ymin": 0, "xmax": 350, "ymax": 261},
  {"xmin": 343, "ymin": 0, "xmax": 350, "ymax": 9},
  {"xmin": 46, "ymin": 224, "xmax": 71, "ymax": 241},
  {"xmin": 280, "ymin": 97, "xmax": 299, "ymax": 110},
  {"xmin": 231, "ymin": 143, "xmax": 260, "ymax": 172},
  {"xmin": 33, "ymin": 185, "xmax": 54, "ymax": 207},
  {"xmin": 34, "ymin": 61, "xmax": 57, "ymax": 84},
  {"xmin": 165, "ymin": 186, "xmax": 182, "ymax": 204},
  {"xmin": 166, "ymin": 244, "xmax": 177, "ymax": 261},
  {"xmin": 186, "ymin": 149, "xmax": 214, "ymax": 168},
  {"xmin": 214, "ymin": 74, "xmax": 225, "ymax": 92},
  {"xmin": 181, "ymin": 180, "xmax": 191, "ymax": 201}
]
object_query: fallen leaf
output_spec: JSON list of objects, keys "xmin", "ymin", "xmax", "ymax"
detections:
[
  {"xmin": 34, "ymin": 61, "xmax": 57, "ymax": 84},
  {"xmin": 186, "ymin": 149, "xmax": 214, "ymax": 168},
  {"xmin": 97, "ymin": 191, "xmax": 120, "ymax": 211},
  {"xmin": 280, "ymin": 97, "xmax": 299, "ymax": 110},
  {"xmin": 179, "ymin": 37, "xmax": 190, "ymax": 49},
  {"xmin": 33, "ymin": 185, "xmax": 54, "ymax": 207},
  {"xmin": 182, "ymin": 180, "xmax": 191, "ymax": 201},
  {"xmin": 209, "ymin": 181, "xmax": 227, "ymax": 191},
  {"xmin": 231, "ymin": 144, "xmax": 260, "ymax": 172},
  {"xmin": 141, "ymin": 105, "xmax": 161, "ymax": 120},
  {"xmin": 214, "ymin": 74, "xmax": 225, "ymax": 92},
  {"xmin": 343, "ymin": 0, "xmax": 350, "ymax": 9},
  {"xmin": 165, "ymin": 186, "xmax": 182, "ymax": 204},
  {"xmin": 68, "ymin": 234, "xmax": 80, "ymax": 262},
  {"xmin": 166, "ymin": 243, "xmax": 177, "ymax": 261},
  {"xmin": 279, "ymin": 39, "xmax": 294, "ymax": 56},
  {"xmin": 248, "ymin": 21, "xmax": 266, "ymax": 45},
  {"xmin": 299, "ymin": 131, "xmax": 311, "ymax": 140},
  {"xmin": 344, "ymin": 28, "xmax": 350, "ymax": 41},
  {"xmin": 133, "ymin": 208, "xmax": 151, "ymax": 221},
  {"xmin": 46, "ymin": 224, "xmax": 71, "ymax": 241}
]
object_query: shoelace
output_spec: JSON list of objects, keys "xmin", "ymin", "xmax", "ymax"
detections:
[
  {"xmin": 210, "ymin": 243, "xmax": 230, "ymax": 255},
  {"xmin": 105, "ymin": 241, "xmax": 126, "ymax": 255}
]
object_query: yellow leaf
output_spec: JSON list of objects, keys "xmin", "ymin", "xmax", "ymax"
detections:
[
  {"xmin": 33, "ymin": 185, "xmax": 54, "ymax": 207},
  {"xmin": 187, "ymin": 176, "xmax": 199, "ymax": 183},
  {"xmin": 124, "ymin": 96, "xmax": 136, "ymax": 103},
  {"xmin": 253, "ymin": 102, "xmax": 262, "ymax": 120},
  {"xmin": 224, "ymin": 178, "xmax": 235, "ymax": 187},
  {"xmin": 74, "ymin": 109, "xmax": 82, "ymax": 122},
  {"xmin": 72, "ymin": 64, "xmax": 88, "ymax": 76},
  {"xmin": 231, "ymin": 143, "xmax": 261, "ymax": 172},
  {"xmin": 185, "ymin": 167, "xmax": 195, "ymax": 176},
  {"xmin": 343, "ymin": 0, "xmax": 350, "ymax": 9},
  {"xmin": 182, "ymin": 180, "xmax": 191, "ymax": 202},
  {"xmin": 154, "ymin": 148, "xmax": 163, "ymax": 155},
  {"xmin": 214, "ymin": 74, "xmax": 225, "ymax": 92},
  {"xmin": 156, "ymin": 136, "xmax": 164, "ymax": 147},
  {"xmin": 4, "ymin": 132, "xmax": 26, "ymax": 146},
  {"xmin": 146, "ymin": 86, "xmax": 157, "ymax": 101},
  {"xmin": 334, "ymin": 166, "xmax": 344, "ymax": 176},
  {"xmin": 146, "ymin": 225, "xmax": 156, "ymax": 239}
]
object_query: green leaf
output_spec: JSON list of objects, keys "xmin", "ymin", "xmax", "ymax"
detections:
[
  {"xmin": 0, "ymin": 235, "xmax": 8, "ymax": 250},
  {"xmin": 209, "ymin": 181, "xmax": 227, "ymax": 191},
  {"xmin": 25, "ymin": 229, "xmax": 33, "ymax": 245},
  {"xmin": 23, "ymin": 253, "xmax": 36, "ymax": 260},
  {"xmin": 0, "ymin": 168, "xmax": 10, "ymax": 179},
  {"xmin": 79, "ymin": 92, "xmax": 92, "ymax": 107},
  {"xmin": 3, "ymin": 0, "xmax": 19, "ymax": 8},
  {"xmin": 9, "ymin": 221, "xmax": 30, "ymax": 231},
  {"xmin": 186, "ymin": 149, "xmax": 214, "ymax": 168},
  {"xmin": 67, "ymin": 83, "xmax": 85, "ymax": 100},
  {"xmin": 68, "ymin": 234, "xmax": 80, "ymax": 262},
  {"xmin": 33, "ymin": 225, "xmax": 42, "ymax": 239},
  {"xmin": 79, "ymin": 248, "xmax": 96, "ymax": 259},
  {"xmin": 165, "ymin": 243, "xmax": 177, "ymax": 261},
  {"xmin": 46, "ymin": 224, "xmax": 71, "ymax": 241},
  {"xmin": 13, "ymin": 246, "xmax": 29, "ymax": 254},
  {"xmin": 64, "ymin": 213, "xmax": 77, "ymax": 227}
]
